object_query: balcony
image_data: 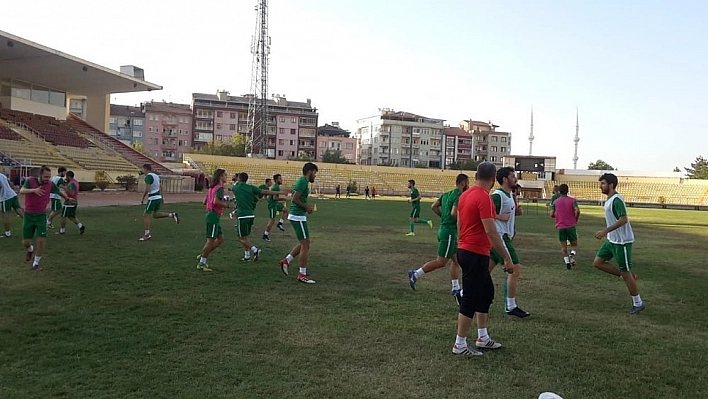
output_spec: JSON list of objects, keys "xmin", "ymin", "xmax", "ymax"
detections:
[
  {"xmin": 299, "ymin": 143, "xmax": 315, "ymax": 149},
  {"xmin": 161, "ymin": 143, "xmax": 177, "ymax": 150},
  {"xmin": 162, "ymin": 119, "xmax": 178, "ymax": 126}
]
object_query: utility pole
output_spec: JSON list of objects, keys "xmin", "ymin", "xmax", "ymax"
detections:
[{"xmin": 573, "ymin": 108, "xmax": 580, "ymax": 169}]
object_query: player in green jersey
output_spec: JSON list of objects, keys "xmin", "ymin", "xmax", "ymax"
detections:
[
  {"xmin": 232, "ymin": 172, "xmax": 279, "ymax": 261},
  {"xmin": 262, "ymin": 173, "xmax": 289, "ymax": 242},
  {"xmin": 408, "ymin": 174, "xmax": 468, "ymax": 304},
  {"xmin": 406, "ymin": 179, "xmax": 433, "ymax": 236},
  {"xmin": 279, "ymin": 162, "xmax": 318, "ymax": 284}
]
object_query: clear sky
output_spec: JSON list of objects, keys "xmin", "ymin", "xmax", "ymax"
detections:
[{"xmin": 5, "ymin": 0, "xmax": 708, "ymax": 171}]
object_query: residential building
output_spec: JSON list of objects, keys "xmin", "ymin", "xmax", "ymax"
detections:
[
  {"xmin": 191, "ymin": 91, "xmax": 318, "ymax": 160},
  {"xmin": 442, "ymin": 126, "xmax": 473, "ymax": 167},
  {"xmin": 355, "ymin": 109, "xmax": 444, "ymax": 168},
  {"xmin": 316, "ymin": 122, "xmax": 357, "ymax": 163},
  {"xmin": 142, "ymin": 101, "xmax": 193, "ymax": 162},
  {"xmin": 459, "ymin": 119, "xmax": 512, "ymax": 167},
  {"xmin": 109, "ymin": 105, "xmax": 144, "ymax": 146}
]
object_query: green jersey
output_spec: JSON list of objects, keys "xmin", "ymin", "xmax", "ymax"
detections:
[
  {"xmin": 267, "ymin": 183, "xmax": 281, "ymax": 207},
  {"xmin": 290, "ymin": 176, "xmax": 310, "ymax": 216},
  {"xmin": 550, "ymin": 192, "xmax": 561, "ymax": 206},
  {"xmin": 410, "ymin": 187, "xmax": 421, "ymax": 208},
  {"xmin": 232, "ymin": 182, "xmax": 263, "ymax": 217},
  {"xmin": 439, "ymin": 188, "xmax": 462, "ymax": 228}
]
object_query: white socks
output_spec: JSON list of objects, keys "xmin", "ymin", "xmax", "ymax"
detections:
[
  {"xmin": 632, "ymin": 294, "xmax": 643, "ymax": 307},
  {"xmin": 5, "ymin": 231, "xmax": 11, "ymax": 237},
  {"xmin": 455, "ymin": 335, "xmax": 467, "ymax": 347},
  {"xmin": 477, "ymin": 328, "xmax": 489, "ymax": 341},
  {"xmin": 77, "ymin": 223, "xmax": 83, "ymax": 228},
  {"xmin": 144, "ymin": 230, "xmax": 150, "ymax": 235},
  {"xmin": 414, "ymin": 268, "xmax": 425, "ymax": 278},
  {"xmin": 200, "ymin": 257, "xmax": 207, "ymax": 265},
  {"xmin": 33, "ymin": 256, "xmax": 41, "ymax": 266},
  {"xmin": 279, "ymin": 219, "xmax": 284, "ymax": 224},
  {"xmin": 244, "ymin": 251, "xmax": 250, "ymax": 259},
  {"xmin": 250, "ymin": 246, "xmax": 258, "ymax": 253},
  {"xmin": 451, "ymin": 279, "xmax": 460, "ymax": 291},
  {"xmin": 285, "ymin": 254, "xmax": 294, "ymax": 262},
  {"xmin": 60, "ymin": 228, "xmax": 66, "ymax": 233},
  {"xmin": 299, "ymin": 267, "xmax": 307, "ymax": 275},
  {"xmin": 570, "ymin": 250, "xmax": 577, "ymax": 256},
  {"xmin": 506, "ymin": 297, "xmax": 517, "ymax": 310},
  {"xmin": 28, "ymin": 245, "xmax": 34, "ymax": 252}
]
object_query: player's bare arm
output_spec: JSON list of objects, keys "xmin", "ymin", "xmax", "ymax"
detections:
[
  {"xmin": 140, "ymin": 184, "xmax": 149, "ymax": 204},
  {"xmin": 431, "ymin": 199, "xmax": 442, "ymax": 217},
  {"xmin": 595, "ymin": 215, "xmax": 628, "ymax": 239},
  {"xmin": 482, "ymin": 218, "xmax": 514, "ymax": 273}
]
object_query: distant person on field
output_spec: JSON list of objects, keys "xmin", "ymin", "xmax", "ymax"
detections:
[
  {"xmin": 406, "ymin": 179, "xmax": 433, "ymax": 236},
  {"xmin": 408, "ymin": 173, "xmax": 468, "ymax": 304},
  {"xmin": 335, "ymin": 184, "xmax": 341, "ymax": 199},
  {"xmin": 452, "ymin": 162, "xmax": 513, "ymax": 356},
  {"xmin": 46, "ymin": 166, "xmax": 67, "ymax": 229},
  {"xmin": 262, "ymin": 173, "xmax": 289, "ymax": 242},
  {"xmin": 139, "ymin": 163, "xmax": 180, "ymax": 241},
  {"xmin": 548, "ymin": 184, "xmax": 560, "ymax": 207},
  {"xmin": 371, "ymin": 186, "xmax": 377, "ymax": 199},
  {"xmin": 197, "ymin": 168, "xmax": 234, "ymax": 272},
  {"xmin": 1, "ymin": 172, "xmax": 24, "ymax": 238},
  {"xmin": 365, "ymin": 185, "xmax": 370, "ymax": 199},
  {"xmin": 550, "ymin": 184, "xmax": 579, "ymax": 270},
  {"xmin": 593, "ymin": 173, "xmax": 645, "ymax": 315},
  {"xmin": 57, "ymin": 171, "xmax": 85, "ymax": 235},
  {"xmin": 346, "ymin": 184, "xmax": 351, "ymax": 198}
]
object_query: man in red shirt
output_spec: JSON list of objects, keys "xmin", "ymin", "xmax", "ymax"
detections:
[{"xmin": 452, "ymin": 162, "xmax": 514, "ymax": 356}]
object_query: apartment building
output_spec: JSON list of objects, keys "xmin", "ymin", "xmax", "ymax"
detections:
[
  {"xmin": 191, "ymin": 91, "xmax": 318, "ymax": 160},
  {"xmin": 316, "ymin": 122, "xmax": 357, "ymax": 163},
  {"xmin": 109, "ymin": 105, "xmax": 144, "ymax": 146},
  {"xmin": 442, "ymin": 126, "xmax": 473, "ymax": 167},
  {"xmin": 459, "ymin": 119, "xmax": 512, "ymax": 167},
  {"xmin": 142, "ymin": 101, "xmax": 193, "ymax": 162},
  {"xmin": 355, "ymin": 109, "xmax": 444, "ymax": 168}
]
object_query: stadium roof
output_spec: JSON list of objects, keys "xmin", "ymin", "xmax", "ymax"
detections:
[{"xmin": 0, "ymin": 30, "xmax": 162, "ymax": 95}]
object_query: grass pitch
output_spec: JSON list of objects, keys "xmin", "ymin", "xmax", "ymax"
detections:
[{"xmin": 1, "ymin": 198, "xmax": 707, "ymax": 398}]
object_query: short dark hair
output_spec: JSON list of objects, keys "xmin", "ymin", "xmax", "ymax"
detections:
[
  {"xmin": 58, "ymin": 166, "xmax": 67, "ymax": 173},
  {"xmin": 476, "ymin": 162, "xmax": 497, "ymax": 181},
  {"xmin": 143, "ymin": 164, "xmax": 152, "ymax": 171},
  {"xmin": 273, "ymin": 173, "xmax": 282, "ymax": 180},
  {"xmin": 239, "ymin": 172, "xmax": 249, "ymax": 182},
  {"xmin": 559, "ymin": 184, "xmax": 569, "ymax": 195},
  {"xmin": 265, "ymin": 178, "xmax": 272, "ymax": 184},
  {"xmin": 66, "ymin": 171, "xmax": 75, "ymax": 179},
  {"xmin": 40, "ymin": 165, "xmax": 51, "ymax": 174},
  {"xmin": 455, "ymin": 173, "xmax": 469, "ymax": 185},
  {"xmin": 496, "ymin": 167, "xmax": 516, "ymax": 185},
  {"xmin": 599, "ymin": 173, "xmax": 618, "ymax": 189},
  {"xmin": 303, "ymin": 162, "xmax": 318, "ymax": 175},
  {"xmin": 408, "ymin": 179, "xmax": 416, "ymax": 185}
]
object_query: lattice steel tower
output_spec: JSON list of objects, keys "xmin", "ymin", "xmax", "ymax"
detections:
[
  {"xmin": 573, "ymin": 108, "xmax": 580, "ymax": 169},
  {"xmin": 246, "ymin": 0, "xmax": 270, "ymax": 156}
]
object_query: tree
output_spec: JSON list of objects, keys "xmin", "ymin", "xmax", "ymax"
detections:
[
  {"xmin": 588, "ymin": 159, "xmax": 615, "ymax": 170},
  {"xmin": 194, "ymin": 135, "xmax": 246, "ymax": 157},
  {"xmin": 673, "ymin": 166, "xmax": 681, "ymax": 173},
  {"xmin": 684, "ymin": 155, "xmax": 708, "ymax": 179},
  {"xmin": 449, "ymin": 159, "xmax": 480, "ymax": 171},
  {"xmin": 321, "ymin": 149, "xmax": 348, "ymax": 164},
  {"xmin": 132, "ymin": 141, "xmax": 147, "ymax": 155}
]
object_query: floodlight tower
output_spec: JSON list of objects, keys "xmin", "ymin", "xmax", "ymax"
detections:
[
  {"xmin": 528, "ymin": 107, "xmax": 534, "ymax": 156},
  {"xmin": 246, "ymin": 0, "xmax": 270, "ymax": 156},
  {"xmin": 573, "ymin": 108, "xmax": 580, "ymax": 169}
]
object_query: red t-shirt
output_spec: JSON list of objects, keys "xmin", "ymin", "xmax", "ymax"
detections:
[{"xmin": 457, "ymin": 185, "xmax": 495, "ymax": 256}]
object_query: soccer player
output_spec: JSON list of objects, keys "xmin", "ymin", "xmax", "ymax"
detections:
[
  {"xmin": 549, "ymin": 184, "xmax": 560, "ymax": 207},
  {"xmin": 335, "ymin": 184, "xmax": 341, "ymax": 199},
  {"xmin": 593, "ymin": 173, "xmax": 645, "ymax": 315},
  {"xmin": 365, "ymin": 186, "xmax": 370, "ymax": 199},
  {"xmin": 452, "ymin": 162, "xmax": 513, "ymax": 356},
  {"xmin": 408, "ymin": 173, "xmax": 468, "ymax": 303},
  {"xmin": 255, "ymin": 178, "xmax": 272, "ymax": 210},
  {"xmin": 19, "ymin": 166, "xmax": 74, "ymax": 270},
  {"xmin": 46, "ymin": 166, "xmax": 66, "ymax": 228},
  {"xmin": 279, "ymin": 162, "xmax": 318, "ymax": 284},
  {"xmin": 197, "ymin": 168, "xmax": 234, "ymax": 272},
  {"xmin": 57, "ymin": 171, "xmax": 85, "ymax": 235},
  {"xmin": 1, "ymin": 172, "xmax": 24, "ymax": 238},
  {"xmin": 551, "ymin": 184, "xmax": 580, "ymax": 269},
  {"xmin": 489, "ymin": 167, "xmax": 529, "ymax": 318},
  {"xmin": 262, "ymin": 173, "xmax": 288, "ymax": 242},
  {"xmin": 406, "ymin": 179, "xmax": 433, "ymax": 236},
  {"xmin": 371, "ymin": 186, "xmax": 377, "ymax": 200},
  {"xmin": 346, "ymin": 184, "xmax": 351, "ymax": 198},
  {"xmin": 139, "ymin": 164, "xmax": 179, "ymax": 241},
  {"xmin": 232, "ymin": 172, "xmax": 279, "ymax": 261}
]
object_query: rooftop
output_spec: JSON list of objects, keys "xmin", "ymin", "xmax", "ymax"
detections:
[
  {"xmin": 143, "ymin": 101, "xmax": 192, "ymax": 114},
  {"xmin": 443, "ymin": 127, "xmax": 471, "ymax": 138},
  {"xmin": 192, "ymin": 92, "xmax": 314, "ymax": 110},
  {"xmin": 110, "ymin": 104, "xmax": 143, "ymax": 118},
  {"xmin": 318, "ymin": 123, "xmax": 352, "ymax": 137}
]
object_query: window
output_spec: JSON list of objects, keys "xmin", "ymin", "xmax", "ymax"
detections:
[
  {"xmin": 491, "ymin": 146, "xmax": 498, "ymax": 152},
  {"xmin": 133, "ymin": 119, "xmax": 143, "ymax": 126},
  {"xmin": 109, "ymin": 129, "xmax": 117, "ymax": 136},
  {"xmin": 216, "ymin": 111, "xmax": 223, "ymax": 118},
  {"xmin": 278, "ymin": 150, "xmax": 283, "ymax": 156},
  {"xmin": 278, "ymin": 139, "xmax": 284, "ymax": 145},
  {"xmin": 229, "ymin": 124, "xmax": 236, "ymax": 131},
  {"xmin": 291, "ymin": 117, "xmax": 296, "ymax": 123},
  {"xmin": 278, "ymin": 128, "xmax": 285, "ymax": 134},
  {"xmin": 346, "ymin": 143, "xmax": 354, "ymax": 149},
  {"xmin": 290, "ymin": 128, "xmax": 296, "ymax": 135},
  {"xmin": 133, "ymin": 131, "xmax": 143, "ymax": 138},
  {"xmin": 491, "ymin": 156, "xmax": 497, "ymax": 162},
  {"xmin": 320, "ymin": 141, "xmax": 326, "ymax": 148},
  {"xmin": 109, "ymin": 117, "xmax": 116, "ymax": 124},
  {"xmin": 501, "ymin": 137, "xmax": 507, "ymax": 142},
  {"xmin": 148, "ymin": 127, "xmax": 153, "ymax": 132},
  {"xmin": 230, "ymin": 113, "xmax": 236, "ymax": 119},
  {"xmin": 501, "ymin": 147, "xmax": 506, "ymax": 152},
  {"xmin": 491, "ymin": 136, "xmax": 498, "ymax": 142},
  {"xmin": 290, "ymin": 140, "xmax": 295, "ymax": 146}
]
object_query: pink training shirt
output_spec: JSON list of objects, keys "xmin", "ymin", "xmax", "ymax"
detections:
[
  {"xmin": 553, "ymin": 195, "xmax": 578, "ymax": 229},
  {"xmin": 23, "ymin": 176, "xmax": 59, "ymax": 214},
  {"xmin": 206, "ymin": 184, "xmax": 225, "ymax": 215}
]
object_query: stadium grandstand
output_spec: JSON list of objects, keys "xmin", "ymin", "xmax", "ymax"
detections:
[
  {"xmin": 186, "ymin": 153, "xmax": 708, "ymax": 209},
  {"xmin": 0, "ymin": 29, "xmax": 191, "ymax": 191}
]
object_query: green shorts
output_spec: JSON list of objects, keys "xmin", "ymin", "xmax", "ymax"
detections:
[
  {"xmin": 237, "ymin": 217, "xmax": 254, "ymax": 237},
  {"xmin": 558, "ymin": 227, "xmax": 578, "ymax": 242},
  {"xmin": 410, "ymin": 206, "xmax": 421, "ymax": 219},
  {"xmin": 62, "ymin": 205, "xmax": 77, "ymax": 219},
  {"xmin": 490, "ymin": 234, "xmax": 520, "ymax": 265},
  {"xmin": 289, "ymin": 218, "xmax": 310, "ymax": 241},
  {"xmin": 269, "ymin": 204, "xmax": 284, "ymax": 219},
  {"xmin": 597, "ymin": 241, "xmax": 633, "ymax": 272},
  {"xmin": 23, "ymin": 212, "xmax": 47, "ymax": 240},
  {"xmin": 51, "ymin": 198, "xmax": 62, "ymax": 212},
  {"xmin": 206, "ymin": 222, "xmax": 223, "ymax": 239},
  {"xmin": 1, "ymin": 196, "xmax": 21, "ymax": 213},
  {"xmin": 437, "ymin": 227, "xmax": 457, "ymax": 259},
  {"xmin": 144, "ymin": 198, "xmax": 162, "ymax": 214}
]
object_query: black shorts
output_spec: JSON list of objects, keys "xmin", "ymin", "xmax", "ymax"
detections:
[{"xmin": 456, "ymin": 248, "xmax": 495, "ymax": 316}]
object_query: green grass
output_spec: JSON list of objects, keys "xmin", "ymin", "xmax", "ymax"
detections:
[{"xmin": 1, "ymin": 198, "xmax": 708, "ymax": 399}]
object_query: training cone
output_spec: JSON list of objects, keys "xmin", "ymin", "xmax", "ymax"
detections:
[{"xmin": 313, "ymin": 204, "xmax": 318, "ymax": 212}]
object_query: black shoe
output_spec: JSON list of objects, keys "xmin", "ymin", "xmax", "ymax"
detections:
[
  {"xmin": 277, "ymin": 223, "xmax": 285, "ymax": 232},
  {"xmin": 80, "ymin": 225, "xmax": 86, "ymax": 235},
  {"xmin": 262, "ymin": 234, "xmax": 271, "ymax": 242},
  {"xmin": 506, "ymin": 306, "xmax": 530, "ymax": 318},
  {"xmin": 566, "ymin": 263, "xmax": 572, "ymax": 270}
]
